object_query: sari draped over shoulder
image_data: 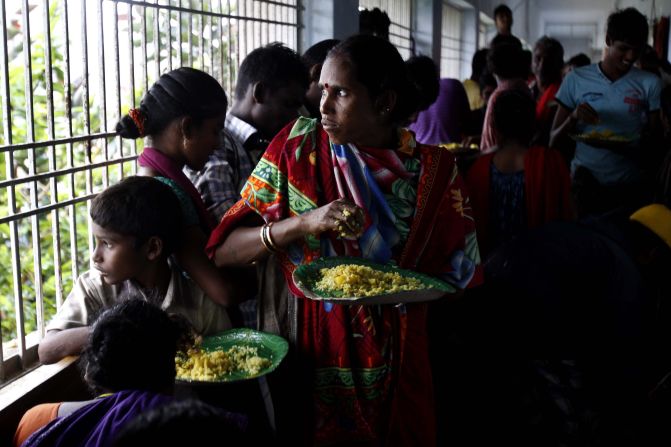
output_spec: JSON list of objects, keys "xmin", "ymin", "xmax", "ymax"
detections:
[
  {"xmin": 138, "ymin": 147, "xmax": 215, "ymax": 233},
  {"xmin": 22, "ymin": 390, "xmax": 172, "ymax": 447},
  {"xmin": 206, "ymin": 117, "xmax": 482, "ymax": 446}
]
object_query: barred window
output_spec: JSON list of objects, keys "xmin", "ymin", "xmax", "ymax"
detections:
[
  {"xmin": 359, "ymin": 0, "xmax": 413, "ymax": 59},
  {"xmin": 440, "ymin": 2, "xmax": 462, "ymax": 79},
  {"xmin": 0, "ymin": 0, "xmax": 298, "ymax": 385}
]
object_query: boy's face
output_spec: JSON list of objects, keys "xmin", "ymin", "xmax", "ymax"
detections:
[
  {"xmin": 185, "ymin": 114, "xmax": 225, "ymax": 171},
  {"xmin": 252, "ymin": 81, "xmax": 306, "ymax": 139},
  {"xmin": 91, "ymin": 222, "xmax": 147, "ymax": 285},
  {"xmin": 604, "ymin": 39, "xmax": 641, "ymax": 77},
  {"xmin": 495, "ymin": 13, "xmax": 512, "ymax": 34}
]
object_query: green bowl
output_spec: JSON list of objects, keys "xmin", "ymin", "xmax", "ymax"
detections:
[
  {"xmin": 177, "ymin": 328, "xmax": 289, "ymax": 383},
  {"xmin": 292, "ymin": 256, "xmax": 455, "ymax": 305}
]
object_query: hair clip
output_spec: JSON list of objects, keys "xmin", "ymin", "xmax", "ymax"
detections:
[{"xmin": 129, "ymin": 108, "xmax": 146, "ymax": 137}]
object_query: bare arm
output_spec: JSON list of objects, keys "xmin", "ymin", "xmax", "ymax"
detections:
[
  {"xmin": 214, "ymin": 199, "xmax": 363, "ymax": 267},
  {"xmin": 550, "ymin": 102, "xmax": 598, "ymax": 149},
  {"xmin": 38, "ymin": 327, "xmax": 91, "ymax": 365},
  {"xmin": 175, "ymin": 225, "xmax": 235, "ymax": 307}
]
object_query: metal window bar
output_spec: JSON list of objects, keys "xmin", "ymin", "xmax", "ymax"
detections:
[
  {"xmin": 359, "ymin": 0, "xmax": 414, "ymax": 59},
  {"xmin": 0, "ymin": 0, "xmax": 298, "ymax": 386}
]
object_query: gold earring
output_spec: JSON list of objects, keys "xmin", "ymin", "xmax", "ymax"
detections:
[{"xmin": 183, "ymin": 136, "xmax": 189, "ymax": 152}]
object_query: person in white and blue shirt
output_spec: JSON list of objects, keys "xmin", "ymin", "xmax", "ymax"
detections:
[{"xmin": 551, "ymin": 7, "xmax": 663, "ymax": 216}]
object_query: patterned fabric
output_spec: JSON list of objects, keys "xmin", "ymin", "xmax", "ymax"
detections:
[
  {"xmin": 137, "ymin": 147, "xmax": 214, "ymax": 233},
  {"xmin": 489, "ymin": 163, "xmax": 527, "ymax": 249},
  {"xmin": 206, "ymin": 117, "xmax": 482, "ymax": 446}
]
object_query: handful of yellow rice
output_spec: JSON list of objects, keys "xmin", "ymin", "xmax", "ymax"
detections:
[
  {"xmin": 315, "ymin": 264, "xmax": 424, "ymax": 297},
  {"xmin": 175, "ymin": 344, "xmax": 272, "ymax": 381}
]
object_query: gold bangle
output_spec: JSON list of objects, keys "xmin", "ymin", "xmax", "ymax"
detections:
[
  {"xmin": 259, "ymin": 223, "xmax": 275, "ymax": 253},
  {"xmin": 265, "ymin": 221, "xmax": 281, "ymax": 252}
]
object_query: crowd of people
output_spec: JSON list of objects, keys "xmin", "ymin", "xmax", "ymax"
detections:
[{"xmin": 13, "ymin": 3, "xmax": 671, "ymax": 447}]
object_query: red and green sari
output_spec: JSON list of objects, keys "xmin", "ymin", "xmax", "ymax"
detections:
[{"xmin": 207, "ymin": 117, "xmax": 482, "ymax": 446}]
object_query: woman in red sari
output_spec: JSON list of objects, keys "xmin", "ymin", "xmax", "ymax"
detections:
[{"xmin": 207, "ymin": 35, "xmax": 482, "ymax": 446}]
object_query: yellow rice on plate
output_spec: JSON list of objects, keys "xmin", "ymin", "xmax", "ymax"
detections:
[
  {"xmin": 175, "ymin": 344, "xmax": 271, "ymax": 381},
  {"xmin": 315, "ymin": 264, "xmax": 425, "ymax": 297}
]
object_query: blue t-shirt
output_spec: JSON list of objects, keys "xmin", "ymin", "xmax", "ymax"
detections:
[{"xmin": 555, "ymin": 64, "xmax": 662, "ymax": 185}]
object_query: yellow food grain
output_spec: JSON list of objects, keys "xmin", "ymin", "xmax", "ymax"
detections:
[
  {"xmin": 315, "ymin": 264, "xmax": 424, "ymax": 297},
  {"xmin": 175, "ymin": 344, "xmax": 272, "ymax": 381},
  {"xmin": 582, "ymin": 129, "xmax": 630, "ymax": 142}
]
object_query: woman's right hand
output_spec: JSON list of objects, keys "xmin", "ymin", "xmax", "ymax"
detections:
[
  {"xmin": 299, "ymin": 199, "xmax": 365, "ymax": 237},
  {"xmin": 571, "ymin": 102, "xmax": 599, "ymax": 125}
]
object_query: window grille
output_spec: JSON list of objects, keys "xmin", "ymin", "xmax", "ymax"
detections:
[
  {"xmin": 440, "ymin": 2, "xmax": 461, "ymax": 79},
  {"xmin": 0, "ymin": 0, "xmax": 298, "ymax": 385},
  {"xmin": 359, "ymin": 0, "xmax": 413, "ymax": 59}
]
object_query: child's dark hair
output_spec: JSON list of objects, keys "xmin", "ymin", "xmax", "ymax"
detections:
[
  {"xmin": 567, "ymin": 53, "xmax": 591, "ymax": 68},
  {"xmin": 606, "ymin": 7, "xmax": 649, "ymax": 48},
  {"xmin": 471, "ymin": 48, "xmax": 489, "ymax": 79},
  {"xmin": 405, "ymin": 55, "xmax": 440, "ymax": 113},
  {"xmin": 492, "ymin": 89, "xmax": 535, "ymax": 146},
  {"xmin": 488, "ymin": 42, "xmax": 528, "ymax": 80},
  {"xmin": 111, "ymin": 399, "xmax": 248, "ymax": 446},
  {"xmin": 329, "ymin": 34, "xmax": 419, "ymax": 126},
  {"xmin": 479, "ymin": 71, "xmax": 497, "ymax": 91},
  {"xmin": 234, "ymin": 42, "xmax": 309, "ymax": 100},
  {"xmin": 83, "ymin": 299, "xmax": 183, "ymax": 394},
  {"xmin": 494, "ymin": 4, "xmax": 512, "ymax": 19},
  {"xmin": 116, "ymin": 67, "xmax": 227, "ymax": 139},
  {"xmin": 359, "ymin": 7, "xmax": 391, "ymax": 40},
  {"xmin": 90, "ymin": 176, "xmax": 183, "ymax": 255},
  {"xmin": 302, "ymin": 39, "xmax": 340, "ymax": 82}
]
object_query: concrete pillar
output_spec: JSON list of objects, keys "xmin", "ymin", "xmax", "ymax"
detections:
[
  {"xmin": 413, "ymin": 0, "xmax": 442, "ymax": 62},
  {"xmin": 299, "ymin": 0, "xmax": 359, "ymax": 54}
]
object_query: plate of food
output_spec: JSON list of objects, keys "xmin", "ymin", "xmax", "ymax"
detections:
[
  {"xmin": 175, "ymin": 328, "xmax": 288, "ymax": 383},
  {"xmin": 440, "ymin": 142, "xmax": 480, "ymax": 154},
  {"xmin": 570, "ymin": 130, "xmax": 637, "ymax": 148},
  {"xmin": 292, "ymin": 257, "xmax": 456, "ymax": 305}
]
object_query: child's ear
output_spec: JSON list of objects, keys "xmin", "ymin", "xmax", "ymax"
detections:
[
  {"xmin": 252, "ymin": 82, "xmax": 266, "ymax": 105},
  {"xmin": 180, "ymin": 116, "xmax": 193, "ymax": 139},
  {"xmin": 374, "ymin": 90, "xmax": 397, "ymax": 118},
  {"xmin": 145, "ymin": 236, "xmax": 164, "ymax": 261}
]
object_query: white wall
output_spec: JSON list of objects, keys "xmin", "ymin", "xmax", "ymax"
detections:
[{"xmin": 528, "ymin": 0, "xmax": 670, "ymax": 60}]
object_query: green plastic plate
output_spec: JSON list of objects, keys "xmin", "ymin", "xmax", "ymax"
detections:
[
  {"xmin": 292, "ymin": 256, "xmax": 455, "ymax": 305},
  {"xmin": 176, "ymin": 328, "xmax": 288, "ymax": 383}
]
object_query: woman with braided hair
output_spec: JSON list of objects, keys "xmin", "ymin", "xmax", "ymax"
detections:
[{"xmin": 115, "ymin": 67, "xmax": 234, "ymax": 307}]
